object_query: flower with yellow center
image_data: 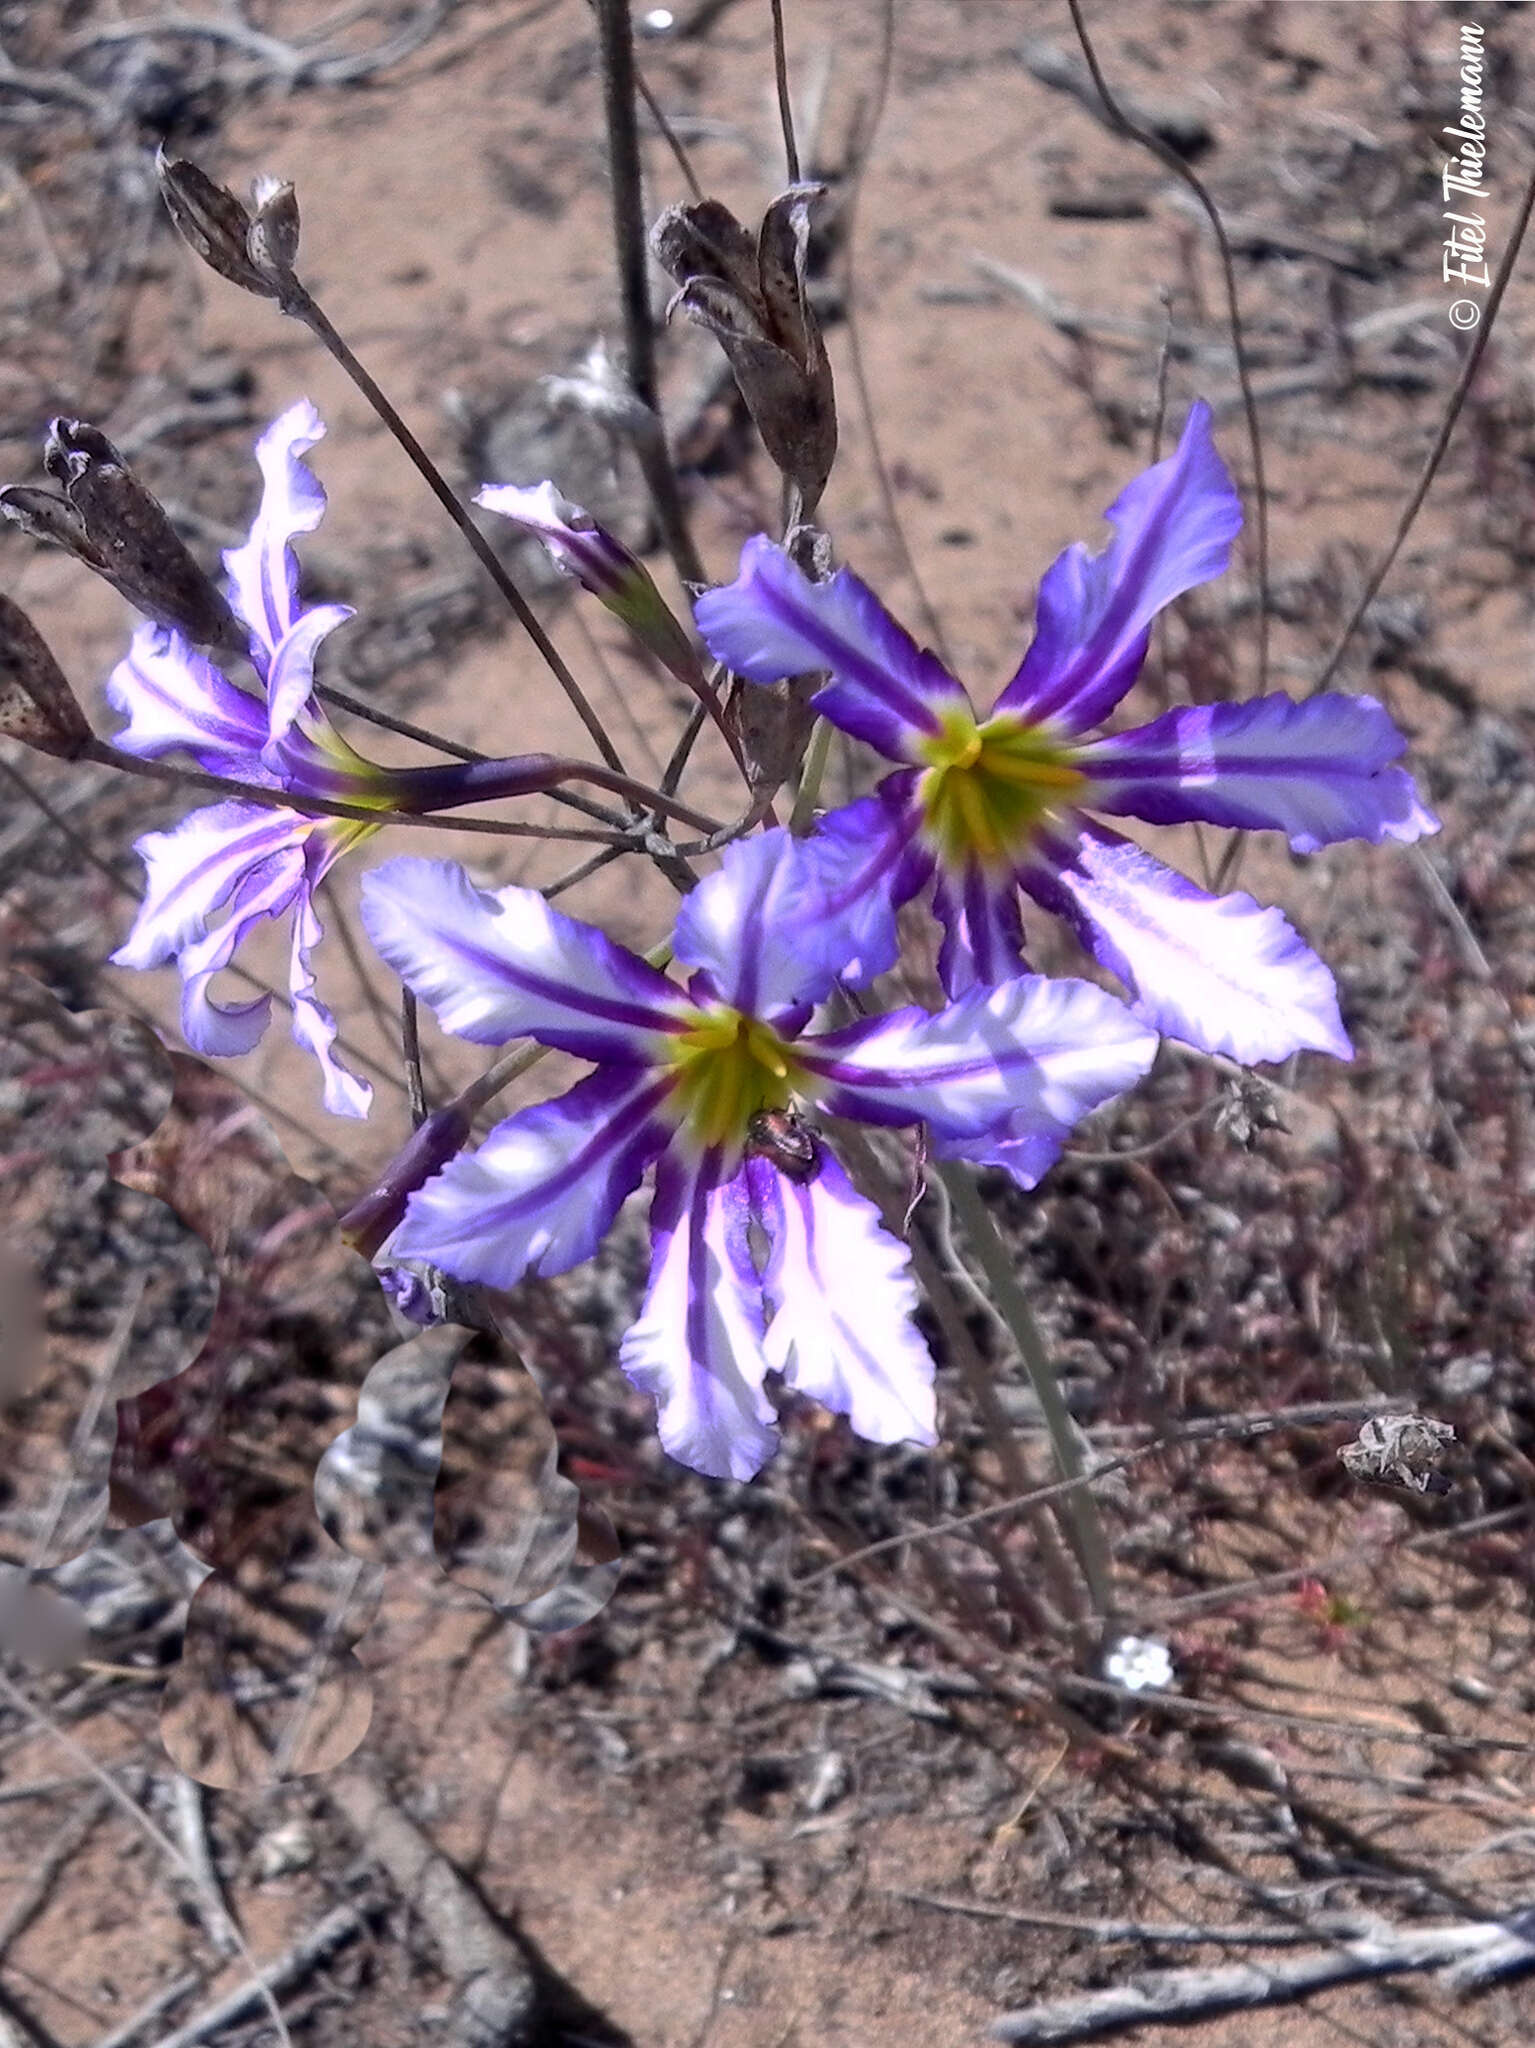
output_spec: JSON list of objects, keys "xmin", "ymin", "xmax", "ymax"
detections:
[
  {"xmin": 696, "ymin": 402, "xmax": 1435, "ymax": 1063},
  {"xmin": 362, "ymin": 831, "xmax": 1157, "ymax": 1480}
]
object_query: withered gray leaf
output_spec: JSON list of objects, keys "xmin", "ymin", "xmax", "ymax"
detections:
[{"xmin": 1338, "ymin": 1413, "xmax": 1457, "ymax": 1496}]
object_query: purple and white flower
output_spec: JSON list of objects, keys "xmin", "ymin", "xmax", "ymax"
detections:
[
  {"xmin": 360, "ymin": 830, "xmax": 1157, "ymax": 1480},
  {"xmin": 693, "ymin": 403, "xmax": 1438, "ymax": 1066},
  {"xmin": 108, "ymin": 399, "xmax": 386, "ymax": 1115},
  {"xmin": 108, "ymin": 403, "xmax": 557, "ymax": 1116}
]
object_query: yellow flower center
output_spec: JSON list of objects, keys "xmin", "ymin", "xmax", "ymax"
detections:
[
  {"xmin": 665, "ymin": 1005, "xmax": 806, "ymax": 1154},
  {"xmin": 917, "ymin": 705, "xmax": 1085, "ymax": 868}
]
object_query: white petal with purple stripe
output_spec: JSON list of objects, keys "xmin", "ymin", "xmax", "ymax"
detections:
[
  {"xmin": 1021, "ymin": 820, "xmax": 1350, "ymax": 1064},
  {"xmin": 175, "ymin": 843, "xmax": 309, "ymax": 1057},
  {"xmin": 223, "ymin": 398, "xmax": 328, "ymax": 666},
  {"xmin": 105, "ymin": 622, "xmax": 270, "ymax": 776},
  {"xmin": 287, "ymin": 885, "xmax": 373, "ymax": 1119},
  {"xmin": 798, "ymin": 975, "xmax": 1157, "ymax": 1147},
  {"xmin": 619, "ymin": 1155, "xmax": 778, "ymax": 1481},
  {"xmin": 360, "ymin": 856, "xmax": 687, "ymax": 1063},
  {"xmin": 392, "ymin": 1068, "xmax": 674, "ymax": 1287},
  {"xmin": 111, "ymin": 802, "xmax": 307, "ymax": 970},
  {"xmin": 1078, "ymin": 691, "xmax": 1439, "ymax": 854},
  {"xmin": 753, "ymin": 1152, "xmax": 936, "ymax": 1450},
  {"xmin": 999, "ymin": 402, "xmax": 1242, "ymax": 734},
  {"xmin": 672, "ymin": 829, "xmax": 872, "ymax": 1017}
]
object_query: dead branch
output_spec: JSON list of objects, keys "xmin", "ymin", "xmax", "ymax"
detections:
[
  {"xmin": 121, "ymin": 1904, "xmax": 369, "ymax": 2048},
  {"xmin": 1160, "ymin": 184, "xmax": 1382, "ymax": 278},
  {"xmin": 989, "ymin": 1919, "xmax": 1535, "ymax": 2043},
  {"xmin": 58, "ymin": 4, "xmax": 455, "ymax": 91},
  {"xmin": 169, "ymin": 1773, "xmax": 240, "ymax": 1958},
  {"xmin": 326, "ymin": 1766, "xmax": 543, "ymax": 2048},
  {"xmin": 88, "ymin": 1971, "xmax": 202, "ymax": 2048},
  {"xmin": 886, "ymin": 1890, "xmax": 1384, "ymax": 1948}
]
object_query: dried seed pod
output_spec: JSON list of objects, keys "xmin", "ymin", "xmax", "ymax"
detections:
[
  {"xmin": 156, "ymin": 150, "xmax": 277, "ymax": 298},
  {"xmin": 652, "ymin": 185, "xmax": 837, "ymax": 513},
  {"xmin": 0, "ymin": 595, "xmax": 93, "ymax": 759},
  {"xmin": 2, "ymin": 421, "xmax": 239, "ymax": 651},
  {"xmin": 248, "ymin": 175, "xmax": 301, "ymax": 287}
]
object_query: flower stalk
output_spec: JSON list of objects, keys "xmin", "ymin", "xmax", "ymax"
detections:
[
  {"xmin": 937, "ymin": 1162, "xmax": 1115, "ymax": 1619},
  {"xmin": 154, "ymin": 150, "xmax": 631, "ymax": 780}
]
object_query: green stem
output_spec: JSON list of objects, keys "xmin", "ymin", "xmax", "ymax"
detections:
[
  {"xmin": 788, "ymin": 716, "xmax": 832, "ymax": 835},
  {"xmin": 938, "ymin": 1163, "xmax": 1115, "ymax": 1620}
]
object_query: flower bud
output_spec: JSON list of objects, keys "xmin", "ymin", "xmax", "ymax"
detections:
[
  {"xmin": 651, "ymin": 186, "xmax": 837, "ymax": 512},
  {"xmin": 2, "ymin": 421, "xmax": 240, "ymax": 652},
  {"xmin": 0, "ymin": 595, "xmax": 93, "ymax": 760},
  {"xmin": 476, "ymin": 481, "xmax": 705, "ymax": 690}
]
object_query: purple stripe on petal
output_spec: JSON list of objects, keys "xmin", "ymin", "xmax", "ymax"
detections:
[
  {"xmin": 360, "ymin": 856, "xmax": 688, "ymax": 1061},
  {"xmin": 799, "ymin": 787, "xmax": 929, "ymax": 990},
  {"xmin": 619, "ymin": 1152, "xmax": 777, "ymax": 1480},
  {"xmin": 105, "ymin": 622, "xmax": 270, "ymax": 776},
  {"xmin": 1020, "ymin": 819, "xmax": 1351, "ymax": 1064},
  {"xmin": 798, "ymin": 974, "xmax": 1157, "ymax": 1148},
  {"xmin": 693, "ymin": 535, "xmax": 965, "ymax": 763},
  {"xmin": 1077, "ymin": 692, "xmax": 1439, "ymax": 854},
  {"xmin": 931, "ymin": 861, "xmax": 1030, "ymax": 999},
  {"xmin": 673, "ymin": 827, "xmax": 897, "ymax": 1018},
  {"xmin": 176, "ymin": 844, "xmax": 309, "ymax": 1058},
  {"xmin": 755, "ymin": 1148, "xmax": 936, "ymax": 1450},
  {"xmin": 391, "ymin": 1067, "xmax": 674, "ymax": 1286},
  {"xmin": 998, "ymin": 402, "xmax": 1242, "ymax": 734},
  {"xmin": 223, "ymin": 400, "xmax": 328, "ymax": 665},
  {"xmin": 262, "ymin": 601, "xmax": 355, "ymax": 753},
  {"xmin": 111, "ymin": 802, "xmax": 308, "ymax": 970}
]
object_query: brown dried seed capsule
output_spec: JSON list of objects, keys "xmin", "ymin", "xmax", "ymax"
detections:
[
  {"xmin": 248, "ymin": 175, "xmax": 301, "ymax": 285},
  {"xmin": 3, "ymin": 420, "xmax": 240, "ymax": 652},
  {"xmin": 0, "ymin": 595, "xmax": 93, "ymax": 760},
  {"xmin": 156, "ymin": 149, "xmax": 278, "ymax": 298},
  {"xmin": 651, "ymin": 186, "xmax": 837, "ymax": 514}
]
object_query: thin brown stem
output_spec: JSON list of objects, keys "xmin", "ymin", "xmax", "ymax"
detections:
[
  {"xmin": 1309, "ymin": 155, "xmax": 1535, "ymax": 698},
  {"xmin": 768, "ymin": 0, "xmax": 800, "ymax": 182},
  {"xmin": 633, "ymin": 51, "xmax": 705, "ymax": 202},
  {"xmin": 280, "ymin": 279, "xmax": 629, "ymax": 774},
  {"xmin": 401, "ymin": 989, "xmax": 428, "ymax": 1126},
  {"xmin": 592, "ymin": 0, "xmax": 706, "ymax": 589},
  {"xmin": 1064, "ymin": 0, "xmax": 1271, "ymax": 697},
  {"xmin": 841, "ymin": 0, "xmax": 950, "ymax": 663}
]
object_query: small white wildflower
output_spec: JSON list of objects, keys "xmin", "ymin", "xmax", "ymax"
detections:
[{"xmin": 1103, "ymin": 1634, "xmax": 1174, "ymax": 1694}]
